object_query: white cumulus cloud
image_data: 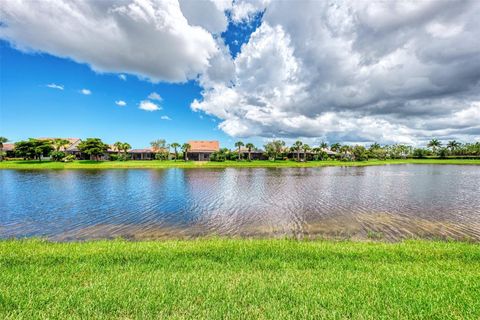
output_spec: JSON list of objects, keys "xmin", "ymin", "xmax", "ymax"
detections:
[
  {"xmin": 160, "ymin": 115, "xmax": 172, "ymax": 120},
  {"xmin": 139, "ymin": 100, "xmax": 161, "ymax": 112},
  {"xmin": 80, "ymin": 89, "xmax": 91, "ymax": 95},
  {"xmin": 148, "ymin": 92, "xmax": 162, "ymax": 101},
  {"xmin": 0, "ymin": 0, "xmax": 220, "ymax": 82},
  {"xmin": 115, "ymin": 100, "xmax": 127, "ymax": 107}
]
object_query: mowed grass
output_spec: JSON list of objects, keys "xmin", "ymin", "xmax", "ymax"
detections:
[
  {"xmin": 1, "ymin": 239, "xmax": 479, "ymax": 319},
  {"xmin": 1, "ymin": 158, "xmax": 479, "ymax": 169}
]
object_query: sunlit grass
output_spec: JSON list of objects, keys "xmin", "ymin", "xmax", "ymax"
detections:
[
  {"xmin": 1, "ymin": 239, "xmax": 479, "ymax": 319},
  {"xmin": 1, "ymin": 158, "xmax": 479, "ymax": 169}
]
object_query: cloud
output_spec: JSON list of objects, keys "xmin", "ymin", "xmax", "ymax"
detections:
[
  {"xmin": 148, "ymin": 92, "xmax": 162, "ymax": 101},
  {"xmin": 179, "ymin": 0, "xmax": 229, "ymax": 33},
  {"xmin": 0, "ymin": 0, "xmax": 220, "ymax": 82},
  {"xmin": 115, "ymin": 100, "xmax": 127, "ymax": 107},
  {"xmin": 192, "ymin": 0, "xmax": 480, "ymax": 144},
  {"xmin": 139, "ymin": 100, "xmax": 161, "ymax": 112},
  {"xmin": 160, "ymin": 115, "xmax": 172, "ymax": 120},
  {"xmin": 118, "ymin": 74, "xmax": 127, "ymax": 81},
  {"xmin": 46, "ymin": 83, "xmax": 64, "ymax": 90},
  {"xmin": 80, "ymin": 89, "xmax": 91, "ymax": 95}
]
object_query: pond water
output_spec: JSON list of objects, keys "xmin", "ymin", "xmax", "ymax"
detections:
[{"xmin": 1, "ymin": 165, "xmax": 480, "ymax": 241}]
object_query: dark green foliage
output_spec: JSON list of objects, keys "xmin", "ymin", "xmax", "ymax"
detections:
[
  {"xmin": 14, "ymin": 139, "xmax": 53, "ymax": 161},
  {"xmin": 352, "ymin": 145, "xmax": 368, "ymax": 161},
  {"xmin": 413, "ymin": 148, "xmax": 428, "ymax": 158},
  {"xmin": 77, "ymin": 138, "xmax": 109, "ymax": 161},
  {"xmin": 50, "ymin": 151, "xmax": 66, "ymax": 161}
]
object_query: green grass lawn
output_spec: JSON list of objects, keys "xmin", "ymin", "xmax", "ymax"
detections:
[
  {"xmin": 1, "ymin": 158, "xmax": 479, "ymax": 169},
  {"xmin": 1, "ymin": 239, "xmax": 479, "ymax": 319}
]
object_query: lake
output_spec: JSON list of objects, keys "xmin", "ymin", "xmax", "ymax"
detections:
[{"xmin": 1, "ymin": 165, "xmax": 479, "ymax": 241}]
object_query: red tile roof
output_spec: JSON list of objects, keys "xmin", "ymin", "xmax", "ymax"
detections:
[
  {"xmin": 2, "ymin": 143, "xmax": 14, "ymax": 151},
  {"xmin": 188, "ymin": 140, "xmax": 220, "ymax": 152}
]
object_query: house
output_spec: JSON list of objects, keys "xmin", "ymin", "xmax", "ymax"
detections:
[
  {"xmin": 129, "ymin": 148, "xmax": 156, "ymax": 160},
  {"xmin": 187, "ymin": 140, "xmax": 219, "ymax": 161},
  {"xmin": 2, "ymin": 143, "xmax": 15, "ymax": 158},
  {"xmin": 239, "ymin": 147, "xmax": 267, "ymax": 160}
]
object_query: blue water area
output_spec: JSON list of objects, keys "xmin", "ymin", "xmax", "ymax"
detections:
[{"xmin": 1, "ymin": 165, "xmax": 479, "ymax": 241}]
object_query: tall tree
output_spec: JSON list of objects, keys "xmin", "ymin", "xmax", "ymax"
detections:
[
  {"xmin": 50, "ymin": 138, "xmax": 70, "ymax": 152},
  {"xmin": 264, "ymin": 140, "xmax": 285, "ymax": 161},
  {"xmin": 303, "ymin": 144, "xmax": 311, "ymax": 162},
  {"xmin": 320, "ymin": 141, "xmax": 328, "ymax": 149},
  {"xmin": 292, "ymin": 140, "xmax": 303, "ymax": 162},
  {"xmin": 427, "ymin": 138, "xmax": 441, "ymax": 155},
  {"xmin": 234, "ymin": 141, "xmax": 244, "ymax": 161},
  {"xmin": 77, "ymin": 138, "xmax": 109, "ymax": 161},
  {"xmin": 113, "ymin": 141, "xmax": 124, "ymax": 155},
  {"xmin": 14, "ymin": 139, "xmax": 53, "ymax": 161},
  {"xmin": 245, "ymin": 143, "xmax": 255, "ymax": 161},
  {"xmin": 0, "ymin": 137, "xmax": 8, "ymax": 161},
  {"xmin": 121, "ymin": 143, "xmax": 131, "ymax": 157},
  {"xmin": 182, "ymin": 143, "xmax": 191, "ymax": 161},
  {"xmin": 170, "ymin": 142, "xmax": 180, "ymax": 161},
  {"xmin": 447, "ymin": 140, "xmax": 460, "ymax": 154},
  {"xmin": 330, "ymin": 143, "xmax": 341, "ymax": 152}
]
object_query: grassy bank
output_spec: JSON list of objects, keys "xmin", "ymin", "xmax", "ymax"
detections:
[
  {"xmin": 1, "ymin": 158, "xmax": 479, "ymax": 169},
  {"xmin": 1, "ymin": 239, "xmax": 479, "ymax": 319}
]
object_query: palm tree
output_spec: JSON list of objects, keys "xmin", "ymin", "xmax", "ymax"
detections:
[
  {"xmin": 170, "ymin": 142, "xmax": 180, "ymax": 161},
  {"xmin": 245, "ymin": 143, "xmax": 255, "ymax": 161},
  {"xmin": 182, "ymin": 143, "xmax": 191, "ymax": 161},
  {"xmin": 330, "ymin": 143, "xmax": 341, "ymax": 152},
  {"xmin": 121, "ymin": 142, "xmax": 131, "ymax": 157},
  {"xmin": 292, "ymin": 140, "xmax": 303, "ymax": 161},
  {"xmin": 303, "ymin": 144, "xmax": 311, "ymax": 162},
  {"xmin": 320, "ymin": 141, "xmax": 328, "ymax": 149},
  {"xmin": 113, "ymin": 141, "xmax": 124, "ymax": 155},
  {"xmin": 52, "ymin": 138, "xmax": 70, "ymax": 152},
  {"xmin": 369, "ymin": 142, "xmax": 381, "ymax": 150},
  {"xmin": 0, "ymin": 137, "xmax": 8, "ymax": 161},
  {"xmin": 447, "ymin": 140, "xmax": 460, "ymax": 154},
  {"xmin": 427, "ymin": 138, "xmax": 441, "ymax": 155},
  {"xmin": 234, "ymin": 141, "xmax": 244, "ymax": 161},
  {"xmin": 340, "ymin": 145, "xmax": 352, "ymax": 160}
]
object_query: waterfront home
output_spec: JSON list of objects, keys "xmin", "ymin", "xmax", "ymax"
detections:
[
  {"xmin": 239, "ymin": 147, "xmax": 267, "ymax": 160},
  {"xmin": 129, "ymin": 148, "xmax": 156, "ymax": 160},
  {"xmin": 187, "ymin": 140, "xmax": 219, "ymax": 161},
  {"xmin": 2, "ymin": 143, "xmax": 15, "ymax": 158}
]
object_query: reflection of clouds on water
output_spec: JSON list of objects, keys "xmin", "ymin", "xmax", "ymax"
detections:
[{"xmin": 1, "ymin": 165, "xmax": 479, "ymax": 241}]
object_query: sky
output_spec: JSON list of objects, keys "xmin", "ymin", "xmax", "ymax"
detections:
[{"xmin": 1, "ymin": 0, "xmax": 479, "ymax": 149}]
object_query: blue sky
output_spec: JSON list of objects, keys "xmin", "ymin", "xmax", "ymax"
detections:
[
  {"xmin": 0, "ymin": 11, "xmax": 263, "ymax": 149},
  {"xmin": 1, "ymin": 1, "xmax": 479, "ymax": 147}
]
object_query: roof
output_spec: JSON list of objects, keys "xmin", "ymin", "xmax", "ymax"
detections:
[
  {"xmin": 129, "ymin": 148, "xmax": 154, "ymax": 153},
  {"xmin": 188, "ymin": 140, "xmax": 219, "ymax": 152},
  {"xmin": 37, "ymin": 137, "xmax": 83, "ymax": 152},
  {"xmin": 2, "ymin": 143, "xmax": 14, "ymax": 151}
]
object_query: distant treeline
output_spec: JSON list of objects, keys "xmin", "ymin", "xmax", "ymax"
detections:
[{"xmin": 1, "ymin": 136, "xmax": 479, "ymax": 162}]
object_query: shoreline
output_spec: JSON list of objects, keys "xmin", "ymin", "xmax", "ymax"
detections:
[{"xmin": 1, "ymin": 158, "xmax": 480, "ymax": 169}]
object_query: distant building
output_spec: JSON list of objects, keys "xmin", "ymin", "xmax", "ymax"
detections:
[
  {"xmin": 129, "ymin": 148, "xmax": 155, "ymax": 160},
  {"xmin": 239, "ymin": 147, "xmax": 267, "ymax": 160},
  {"xmin": 187, "ymin": 141, "xmax": 219, "ymax": 161},
  {"xmin": 2, "ymin": 143, "xmax": 15, "ymax": 158}
]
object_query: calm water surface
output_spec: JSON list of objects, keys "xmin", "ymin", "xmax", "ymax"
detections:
[{"xmin": 1, "ymin": 165, "xmax": 479, "ymax": 241}]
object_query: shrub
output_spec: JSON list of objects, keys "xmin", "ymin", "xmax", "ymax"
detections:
[
  {"xmin": 62, "ymin": 154, "xmax": 76, "ymax": 162},
  {"xmin": 413, "ymin": 148, "xmax": 427, "ymax": 158},
  {"xmin": 51, "ymin": 151, "xmax": 66, "ymax": 162}
]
